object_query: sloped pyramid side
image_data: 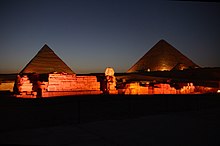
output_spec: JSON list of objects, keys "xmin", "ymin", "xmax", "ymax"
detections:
[
  {"xmin": 127, "ymin": 40, "xmax": 199, "ymax": 72},
  {"xmin": 20, "ymin": 44, "xmax": 75, "ymax": 74}
]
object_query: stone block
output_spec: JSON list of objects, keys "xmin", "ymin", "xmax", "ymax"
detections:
[
  {"xmin": 0, "ymin": 82, "xmax": 15, "ymax": 92},
  {"xmin": 109, "ymin": 90, "xmax": 118, "ymax": 94}
]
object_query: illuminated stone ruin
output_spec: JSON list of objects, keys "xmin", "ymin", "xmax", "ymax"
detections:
[
  {"xmin": 104, "ymin": 67, "xmax": 118, "ymax": 94},
  {"xmin": 120, "ymin": 82, "xmax": 195, "ymax": 95},
  {"xmin": 0, "ymin": 82, "xmax": 14, "ymax": 92},
  {"xmin": 15, "ymin": 73, "xmax": 102, "ymax": 98}
]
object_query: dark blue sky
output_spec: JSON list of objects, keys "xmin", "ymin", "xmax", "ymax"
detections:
[{"xmin": 0, "ymin": 0, "xmax": 219, "ymax": 73}]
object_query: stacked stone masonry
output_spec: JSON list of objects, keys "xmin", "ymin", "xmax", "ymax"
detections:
[
  {"xmin": 123, "ymin": 82, "xmax": 196, "ymax": 95},
  {"xmin": 47, "ymin": 74, "xmax": 100, "ymax": 91},
  {"xmin": 19, "ymin": 75, "xmax": 33, "ymax": 92},
  {"xmin": 16, "ymin": 73, "xmax": 102, "ymax": 98},
  {"xmin": 0, "ymin": 82, "xmax": 14, "ymax": 92}
]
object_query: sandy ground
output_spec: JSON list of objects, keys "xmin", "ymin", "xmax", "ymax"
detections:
[{"xmin": 0, "ymin": 95, "xmax": 220, "ymax": 146}]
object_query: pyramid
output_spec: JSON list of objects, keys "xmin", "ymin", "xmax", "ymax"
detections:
[
  {"xmin": 127, "ymin": 40, "xmax": 199, "ymax": 72},
  {"xmin": 20, "ymin": 44, "xmax": 75, "ymax": 74}
]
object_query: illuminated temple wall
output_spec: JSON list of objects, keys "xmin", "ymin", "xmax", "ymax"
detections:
[
  {"xmin": 15, "ymin": 74, "xmax": 218, "ymax": 98},
  {"xmin": 0, "ymin": 81, "xmax": 14, "ymax": 92},
  {"xmin": 47, "ymin": 74, "xmax": 100, "ymax": 91},
  {"xmin": 120, "ymin": 82, "xmax": 217, "ymax": 95},
  {"xmin": 16, "ymin": 73, "xmax": 102, "ymax": 98}
]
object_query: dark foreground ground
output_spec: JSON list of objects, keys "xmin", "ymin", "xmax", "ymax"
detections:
[{"xmin": 0, "ymin": 94, "xmax": 220, "ymax": 146}]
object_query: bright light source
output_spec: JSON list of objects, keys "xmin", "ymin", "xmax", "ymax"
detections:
[
  {"xmin": 217, "ymin": 90, "xmax": 220, "ymax": 93},
  {"xmin": 162, "ymin": 68, "xmax": 168, "ymax": 71}
]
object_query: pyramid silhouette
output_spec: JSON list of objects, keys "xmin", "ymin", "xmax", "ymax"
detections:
[
  {"xmin": 20, "ymin": 44, "xmax": 74, "ymax": 74},
  {"xmin": 127, "ymin": 40, "xmax": 199, "ymax": 72}
]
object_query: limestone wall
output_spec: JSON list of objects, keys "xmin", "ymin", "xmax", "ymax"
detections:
[
  {"xmin": 47, "ymin": 74, "xmax": 100, "ymax": 91},
  {"xmin": 47, "ymin": 74, "xmax": 76, "ymax": 91},
  {"xmin": 123, "ymin": 82, "xmax": 196, "ymax": 95},
  {"xmin": 15, "ymin": 73, "xmax": 102, "ymax": 98},
  {"xmin": 0, "ymin": 81, "xmax": 14, "ymax": 92},
  {"xmin": 75, "ymin": 76, "xmax": 100, "ymax": 90},
  {"xmin": 42, "ymin": 90, "xmax": 102, "ymax": 97},
  {"xmin": 19, "ymin": 75, "xmax": 33, "ymax": 92}
]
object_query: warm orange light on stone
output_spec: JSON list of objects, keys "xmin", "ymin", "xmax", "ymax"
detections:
[
  {"xmin": 122, "ymin": 82, "xmax": 198, "ymax": 95},
  {"xmin": 16, "ymin": 73, "xmax": 102, "ymax": 98},
  {"xmin": 105, "ymin": 67, "xmax": 118, "ymax": 94},
  {"xmin": 161, "ymin": 67, "xmax": 168, "ymax": 71},
  {"xmin": 105, "ymin": 67, "xmax": 115, "ymax": 76},
  {"xmin": 0, "ymin": 82, "xmax": 14, "ymax": 92}
]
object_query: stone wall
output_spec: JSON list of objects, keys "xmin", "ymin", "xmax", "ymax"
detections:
[
  {"xmin": 123, "ymin": 82, "xmax": 196, "ymax": 95},
  {"xmin": 0, "ymin": 81, "xmax": 14, "ymax": 92},
  {"xmin": 16, "ymin": 73, "xmax": 102, "ymax": 98},
  {"xmin": 19, "ymin": 75, "xmax": 33, "ymax": 92},
  {"xmin": 47, "ymin": 74, "xmax": 100, "ymax": 91},
  {"xmin": 75, "ymin": 76, "xmax": 100, "ymax": 90},
  {"xmin": 47, "ymin": 74, "xmax": 76, "ymax": 91},
  {"xmin": 42, "ymin": 90, "xmax": 102, "ymax": 97}
]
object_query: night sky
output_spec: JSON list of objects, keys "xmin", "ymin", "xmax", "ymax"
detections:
[{"xmin": 0, "ymin": 0, "xmax": 219, "ymax": 74}]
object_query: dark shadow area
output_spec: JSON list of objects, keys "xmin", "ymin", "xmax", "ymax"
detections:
[{"xmin": 0, "ymin": 94, "xmax": 220, "ymax": 133}]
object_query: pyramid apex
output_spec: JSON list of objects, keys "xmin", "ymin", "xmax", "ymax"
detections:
[
  {"xmin": 152, "ymin": 39, "xmax": 173, "ymax": 49},
  {"xmin": 42, "ymin": 44, "xmax": 52, "ymax": 49},
  {"xmin": 159, "ymin": 39, "xmax": 166, "ymax": 42},
  {"xmin": 43, "ymin": 44, "xmax": 49, "ymax": 47},
  {"xmin": 157, "ymin": 39, "xmax": 170, "ymax": 45},
  {"xmin": 38, "ymin": 44, "xmax": 54, "ymax": 53}
]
